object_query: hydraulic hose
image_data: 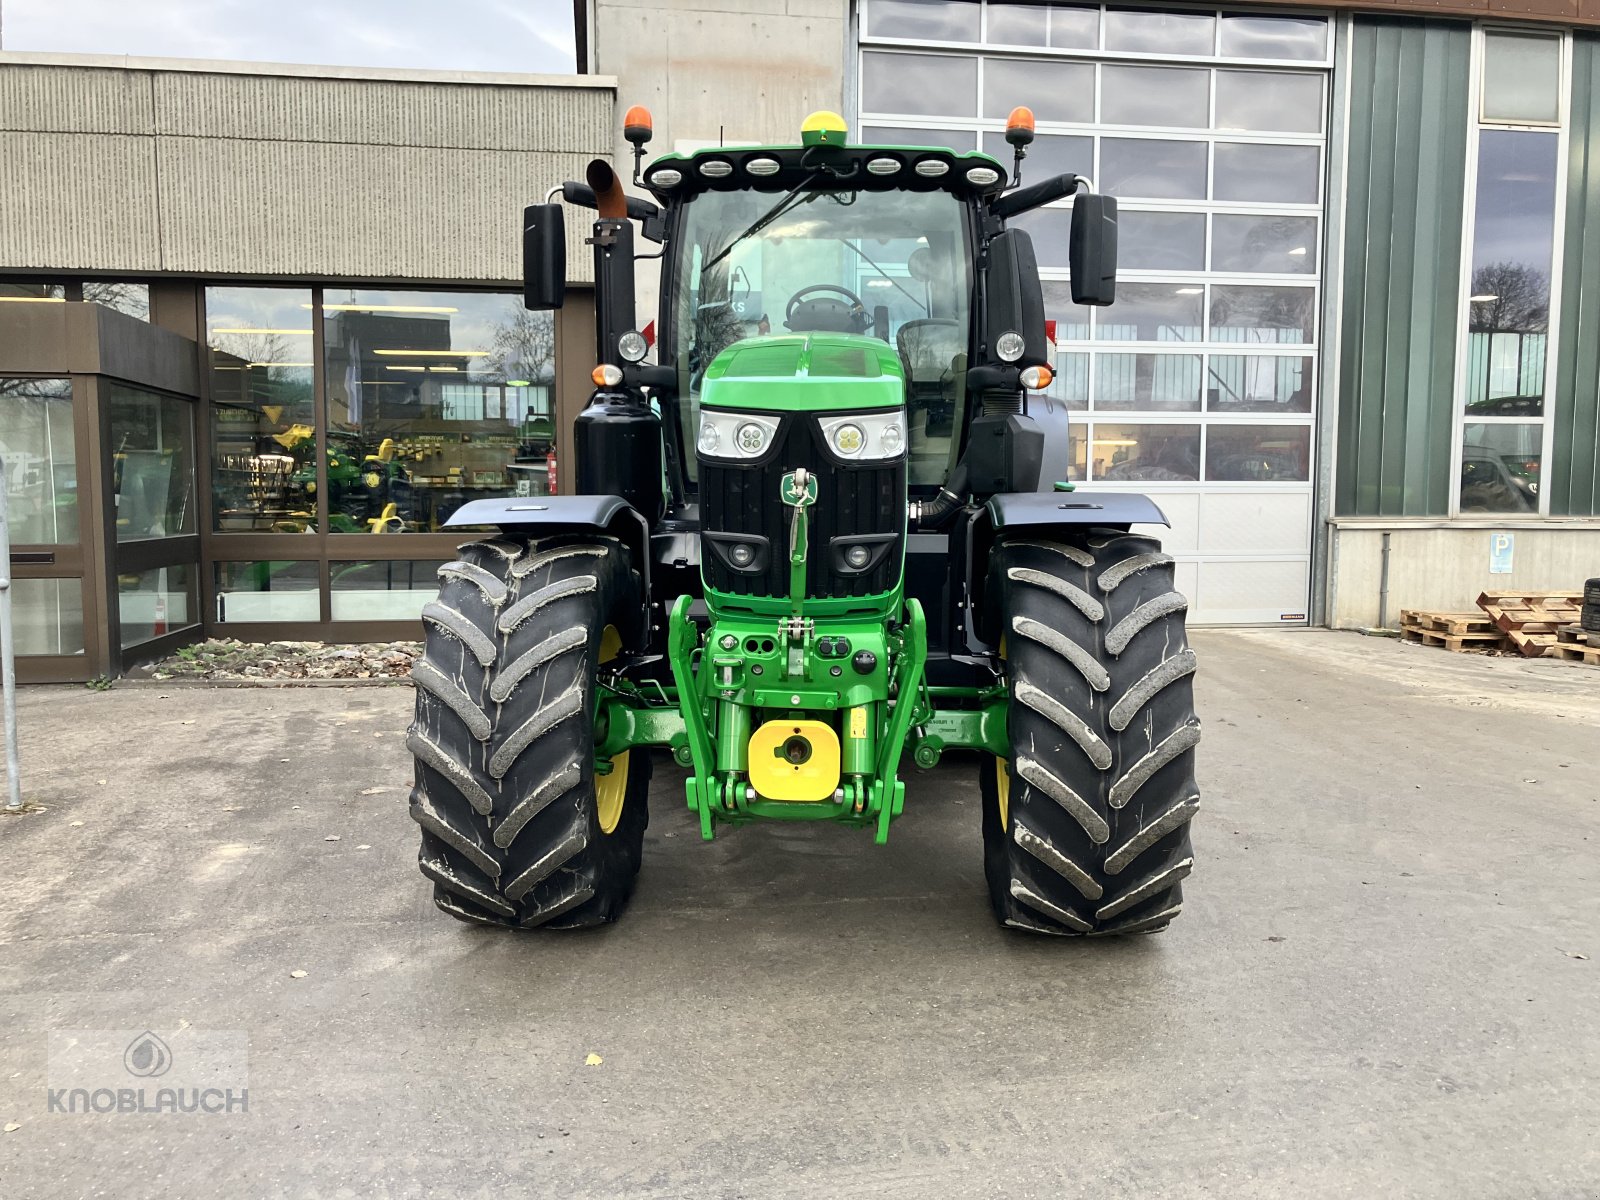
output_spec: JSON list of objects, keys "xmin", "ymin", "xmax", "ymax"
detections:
[{"xmin": 916, "ymin": 460, "xmax": 969, "ymax": 531}]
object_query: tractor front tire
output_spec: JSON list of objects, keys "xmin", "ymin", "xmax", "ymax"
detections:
[
  {"xmin": 982, "ymin": 531, "xmax": 1201, "ymax": 936},
  {"xmin": 407, "ymin": 535, "xmax": 649, "ymax": 929}
]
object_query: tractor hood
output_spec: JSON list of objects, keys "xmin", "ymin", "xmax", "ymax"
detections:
[{"xmin": 701, "ymin": 333, "xmax": 905, "ymax": 413}]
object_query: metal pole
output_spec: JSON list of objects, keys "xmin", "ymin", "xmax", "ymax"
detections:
[{"xmin": 0, "ymin": 456, "xmax": 23, "ymax": 812}]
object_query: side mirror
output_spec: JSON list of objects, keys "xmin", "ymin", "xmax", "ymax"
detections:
[
  {"xmin": 1069, "ymin": 193, "xmax": 1118, "ymax": 307},
  {"xmin": 522, "ymin": 203, "xmax": 566, "ymax": 310},
  {"xmin": 984, "ymin": 228, "xmax": 1049, "ymax": 367}
]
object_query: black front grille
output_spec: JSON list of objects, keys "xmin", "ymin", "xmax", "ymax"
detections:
[{"xmin": 701, "ymin": 416, "xmax": 905, "ymax": 601}]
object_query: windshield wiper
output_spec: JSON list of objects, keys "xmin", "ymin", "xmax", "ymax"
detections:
[
  {"xmin": 841, "ymin": 241, "xmax": 928, "ymax": 316},
  {"xmin": 700, "ymin": 172, "xmax": 824, "ymax": 276}
]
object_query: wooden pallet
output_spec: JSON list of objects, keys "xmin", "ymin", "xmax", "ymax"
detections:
[
  {"xmin": 1549, "ymin": 640, "xmax": 1600, "ymax": 665},
  {"xmin": 1476, "ymin": 592, "xmax": 1585, "ymax": 658},
  {"xmin": 1556, "ymin": 623, "xmax": 1600, "ymax": 648},
  {"xmin": 1399, "ymin": 609, "xmax": 1501, "ymax": 636},
  {"xmin": 1399, "ymin": 626, "xmax": 1505, "ymax": 652}
]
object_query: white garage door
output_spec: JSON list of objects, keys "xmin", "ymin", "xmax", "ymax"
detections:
[{"xmin": 857, "ymin": 0, "xmax": 1331, "ymax": 623}]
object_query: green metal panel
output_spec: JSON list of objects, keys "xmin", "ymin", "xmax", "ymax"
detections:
[
  {"xmin": 1551, "ymin": 34, "xmax": 1600, "ymax": 516},
  {"xmin": 1336, "ymin": 18, "xmax": 1472, "ymax": 517}
]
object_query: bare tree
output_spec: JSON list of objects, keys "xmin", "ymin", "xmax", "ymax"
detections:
[
  {"xmin": 1469, "ymin": 262, "xmax": 1548, "ymax": 334},
  {"xmin": 487, "ymin": 308, "xmax": 556, "ymax": 383}
]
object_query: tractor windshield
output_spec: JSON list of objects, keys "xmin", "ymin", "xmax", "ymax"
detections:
[{"xmin": 670, "ymin": 183, "xmax": 973, "ymax": 487}]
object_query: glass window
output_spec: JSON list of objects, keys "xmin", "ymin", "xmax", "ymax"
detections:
[
  {"xmin": 1101, "ymin": 65, "xmax": 1209, "ymax": 128},
  {"xmin": 119, "ymin": 564, "xmax": 196, "ymax": 649},
  {"xmin": 1464, "ymin": 130, "xmax": 1558, "ymax": 418},
  {"xmin": 4, "ymin": 578, "xmax": 85, "ymax": 656},
  {"xmin": 330, "ymin": 560, "xmax": 450, "ymax": 621},
  {"xmin": 1102, "ymin": 7, "xmax": 1213, "ymax": 56},
  {"xmin": 1099, "ymin": 138, "xmax": 1207, "ymax": 199},
  {"xmin": 1096, "ymin": 354, "xmax": 1202, "ymax": 410},
  {"xmin": 1211, "ymin": 215, "xmax": 1317, "ymax": 275},
  {"xmin": 1207, "ymin": 355, "xmax": 1313, "ymax": 412},
  {"xmin": 1042, "ymin": 281, "xmax": 1093, "ymax": 342},
  {"xmin": 215, "ymin": 561, "xmax": 320, "ymax": 623},
  {"xmin": 1218, "ymin": 15, "xmax": 1328, "ymax": 62},
  {"xmin": 108, "ymin": 385, "xmax": 194, "ymax": 540},
  {"xmin": 1117, "ymin": 211, "xmax": 1206, "ymax": 271},
  {"xmin": 0, "ymin": 282, "xmax": 65, "ymax": 303},
  {"xmin": 862, "ymin": 125, "xmax": 975, "ymax": 152},
  {"xmin": 1215, "ymin": 71, "xmax": 1323, "ymax": 134},
  {"xmin": 1205, "ymin": 423, "xmax": 1310, "ymax": 480},
  {"xmin": 987, "ymin": 2, "xmax": 1048, "ymax": 46},
  {"xmin": 1213, "ymin": 142, "xmax": 1320, "ymax": 204},
  {"xmin": 1459, "ymin": 423, "xmax": 1541, "ymax": 512},
  {"xmin": 1050, "ymin": 351, "xmax": 1090, "ymax": 410},
  {"xmin": 321, "ymin": 290, "xmax": 555, "ymax": 531},
  {"xmin": 1095, "ymin": 283, "xmax": 1204, "ymax": 341},
  {"xmin": 866, "ymin": 0, "xmax": 979, "ymax": 42},
  {"xmin": 861, "ymin": 52, "xmax": 978, "ymax": 117},
  {"xmin": 981, "ymin": 132, "xmax": 1092, "ymax": 182},
  {"xmin": 206, "ymin": 287, "xmax": 316, "ymax": 533},
  {"xmin": 83, "ymin": 282, "xmax": 150, "ymax": 322},
  {"xmin": 983, "ymin": 58, "xmax": 1094, "ymax": 124},
  {"xmin": 0, "ymin": 377, "xmax": 77, "ymax": 544},
  {"xmin": 1209, "ymin": 285, "xmax": 1315, "ymax": 344},
  {"xmin": 1482, "ymin": 32, "xmax": 1561, "ymax": 124},
  {"xmin": 1089, "ymin": 423, "xmax": 1200, "ymax": 480},
  {"xmin": 1011, "ymin": 208, "xmax": 1074, "ymax": 269}
]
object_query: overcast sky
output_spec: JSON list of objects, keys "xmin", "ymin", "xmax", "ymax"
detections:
[{"xmin": 1, "ymin": 0, "xmax": 577, "ymax": 74}]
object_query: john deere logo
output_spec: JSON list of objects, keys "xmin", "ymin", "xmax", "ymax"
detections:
[
  {"xmin": 780, "ymin": 472, "xmax": 817, "ymax": 507},
  {"xmin": 124, "ymin": 1031, "xmax": 172, "ymax": 1078}
]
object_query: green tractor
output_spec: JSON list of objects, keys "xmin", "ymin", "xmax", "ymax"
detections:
[{"xmin": 406, "ymin": 108, "xmax": 1200, "ymax": 936}]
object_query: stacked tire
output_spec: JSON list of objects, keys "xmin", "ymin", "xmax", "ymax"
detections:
[
  {"xmin": 981, "ymin": 530, "xmax": 1201, "ymax": 937},
  {"xmin": 1583, "ymin": 577, "xmax": 1600, "ymax": 634},
  {"xmin": 406, "ymin": 535, "xmax": 649, "ymax": 929}
]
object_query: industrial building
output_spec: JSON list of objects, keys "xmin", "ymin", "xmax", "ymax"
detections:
[{"xmin": 4, "ymin": 0, "xmax": 1600, "ymax": 679}]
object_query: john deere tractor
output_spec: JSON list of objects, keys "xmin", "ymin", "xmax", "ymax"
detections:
[{"xmin": 406, "ymin": 108, "xmax": 1200, "ymax": 936}]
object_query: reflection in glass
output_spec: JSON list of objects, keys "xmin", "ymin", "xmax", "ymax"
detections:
[
  {"xmin": 108, "ymin": 386, "xmax": 194, "ymax": 540},
  {"xmin": 119, "ymin": 565, "xmax": 196, "ymax": 649},
  {"xmin": 1097, "ymin": 354, "xmax": 1202, "ymax": 410},
  {"xmin": 1210, "ymin": 285, "xmax": 1315, "ymax": 344},
  {"xmin": 1096, "ymin": 284, "xmax": 1204, "ymax": 341},
  {"xmin": 862, "ymin": 126, "xmax": 974, "ymax": 152},
  {"xmin": 1117, "ymin": 211, "xmax": 1206, "ymax": 271},
  {"xmin": 1214, "ymin": 142, "xmax": 1319, "ymax": 204},
  {"xmin": 866, "ymin": 0, "xmax": 980, "ymax": 42},
  {"xmin": 1042, "ymin": 282, "xmax": 1092, "ymax": 341},
  {"xmin": 0, "ymin": 377, "xmax": 77, "ymax": 544},
  {"xmin": 322, "ymin": 290, "xmax": 556, "ymax": 531},
  {"xmin": 1205, "ymin": 424, "xmax": 1310, "ymax": 480},
  {"xmin": 331, "ymin": 561, "xmax": 450, "ymax": 621},
  {"xmin": 1482, "ymin": 32, "xmax": 1560, "ymax": 124},
  {"xmin": 1101, "ymin": 65, "xmax": 1209, "ymax": 128},
  {"xmin": 215, "ymin": 561, "xmax": 320, "ymax": 623},
  {"xmin": 1211, "ymin": 215, "xmax": 1317, "ymax": 274},
  {"xmin": 981, "ymin": 132, "xmax": 1091, "ymax": 183},
  {"xmin": 206, "ymin": 286, "xmax": 316, "ymax": 533},
  {"xmin": 983, "ymin": 59, "xmax": 1093, "ymax": 123},
  {"xmin": 1090, "ymin": 423, "xmax": 1200, "ymax": 480},
  {"xmin": 1219, "ymin": 15, "xmax": 1328, "ymax": 62},
  {"xmin": 1215, "ymin": 71, "xmax": 1323, "ymax": 133},
  {"xmin": 1459, "ymin": 423, "xmax": 1541, "ymax": 513},
  {"xmin": 1103, "ymin": 7, "xmax": 1214, "ymax": 56},
  {"xmin": 8, "ymin": 578, "xmax": 85, "ymax": 656},
  {"xmin": 1050, "ymin": 352, "xmax": 1090, "ymax": 410},
  {"xmin": 1099, "ymin": 138, "xmax": 1207, "ymax": 199},
  {"xmin": 862, "ymin": 52, "xmax": 978, "ymax": 117},
  {"xmin": 1207, "ymin": 356, "xmax": 1313, "ymax": 412},
  {"xmin": 83, "ymin": 282, "xmax": 151, "ymax": 321},
  {"xmin": 0, "ymin": 281, "xmax": 65, "ymax": 302},
  {"xmin": 1465, "ymin": 130, "xmax": 1558, "ymax": 418},
  {"xmin": 1014, "ymin": 209, "xmax": 1074, "ymax": 269}
]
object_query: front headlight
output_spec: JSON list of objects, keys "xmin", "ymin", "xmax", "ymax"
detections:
[
  {"xmin": 820, "ymin": 411, "xmax": 907, "ymax": 461},
  {"xmin": 697, "ymin": 410, "xmax": 780, "ymax": 460}
]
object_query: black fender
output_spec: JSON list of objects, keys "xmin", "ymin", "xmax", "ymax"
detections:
[
  {"xmin": 961, "ymin": 491, "xmax": 1170, "ymax": 653},
  {"xmin": 444, "ymin": 495, "xmax": 652, "ymax": 649}
]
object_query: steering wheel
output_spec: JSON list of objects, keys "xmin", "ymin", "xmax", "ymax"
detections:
[{"xmin": 784, "ymin": 284, "xmax": 870, "ymax": 334}]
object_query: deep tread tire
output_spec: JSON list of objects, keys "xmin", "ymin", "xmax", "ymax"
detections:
[
  {"xmin": 981, "ymin": 531, "xmax": 1200, "ymax": 936},
  {"xmin": 408, "ymin": 536, "xmax": 649, "ymax": 929}
]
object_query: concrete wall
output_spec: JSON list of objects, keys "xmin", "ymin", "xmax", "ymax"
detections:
[
  {"xmin": 588, "ymin": 0, "xmax": 849, "ymax": 157},
  {"xmin": 1326, "ymin": 520, "xmax": 1600, "ymax": 627},
  {"xmin": 0, "ymin": 53, "xmax": 616, "ymax": 284}
]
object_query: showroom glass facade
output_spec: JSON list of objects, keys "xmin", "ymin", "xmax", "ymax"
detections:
[{"xmin": 859, "ymin": 0, "xmax": 1330, "ymax": 621}]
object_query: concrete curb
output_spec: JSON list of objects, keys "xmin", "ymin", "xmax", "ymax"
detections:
[{"xmin": 117, "ymin": 677, "xmax": 414, "ymax": 690}]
